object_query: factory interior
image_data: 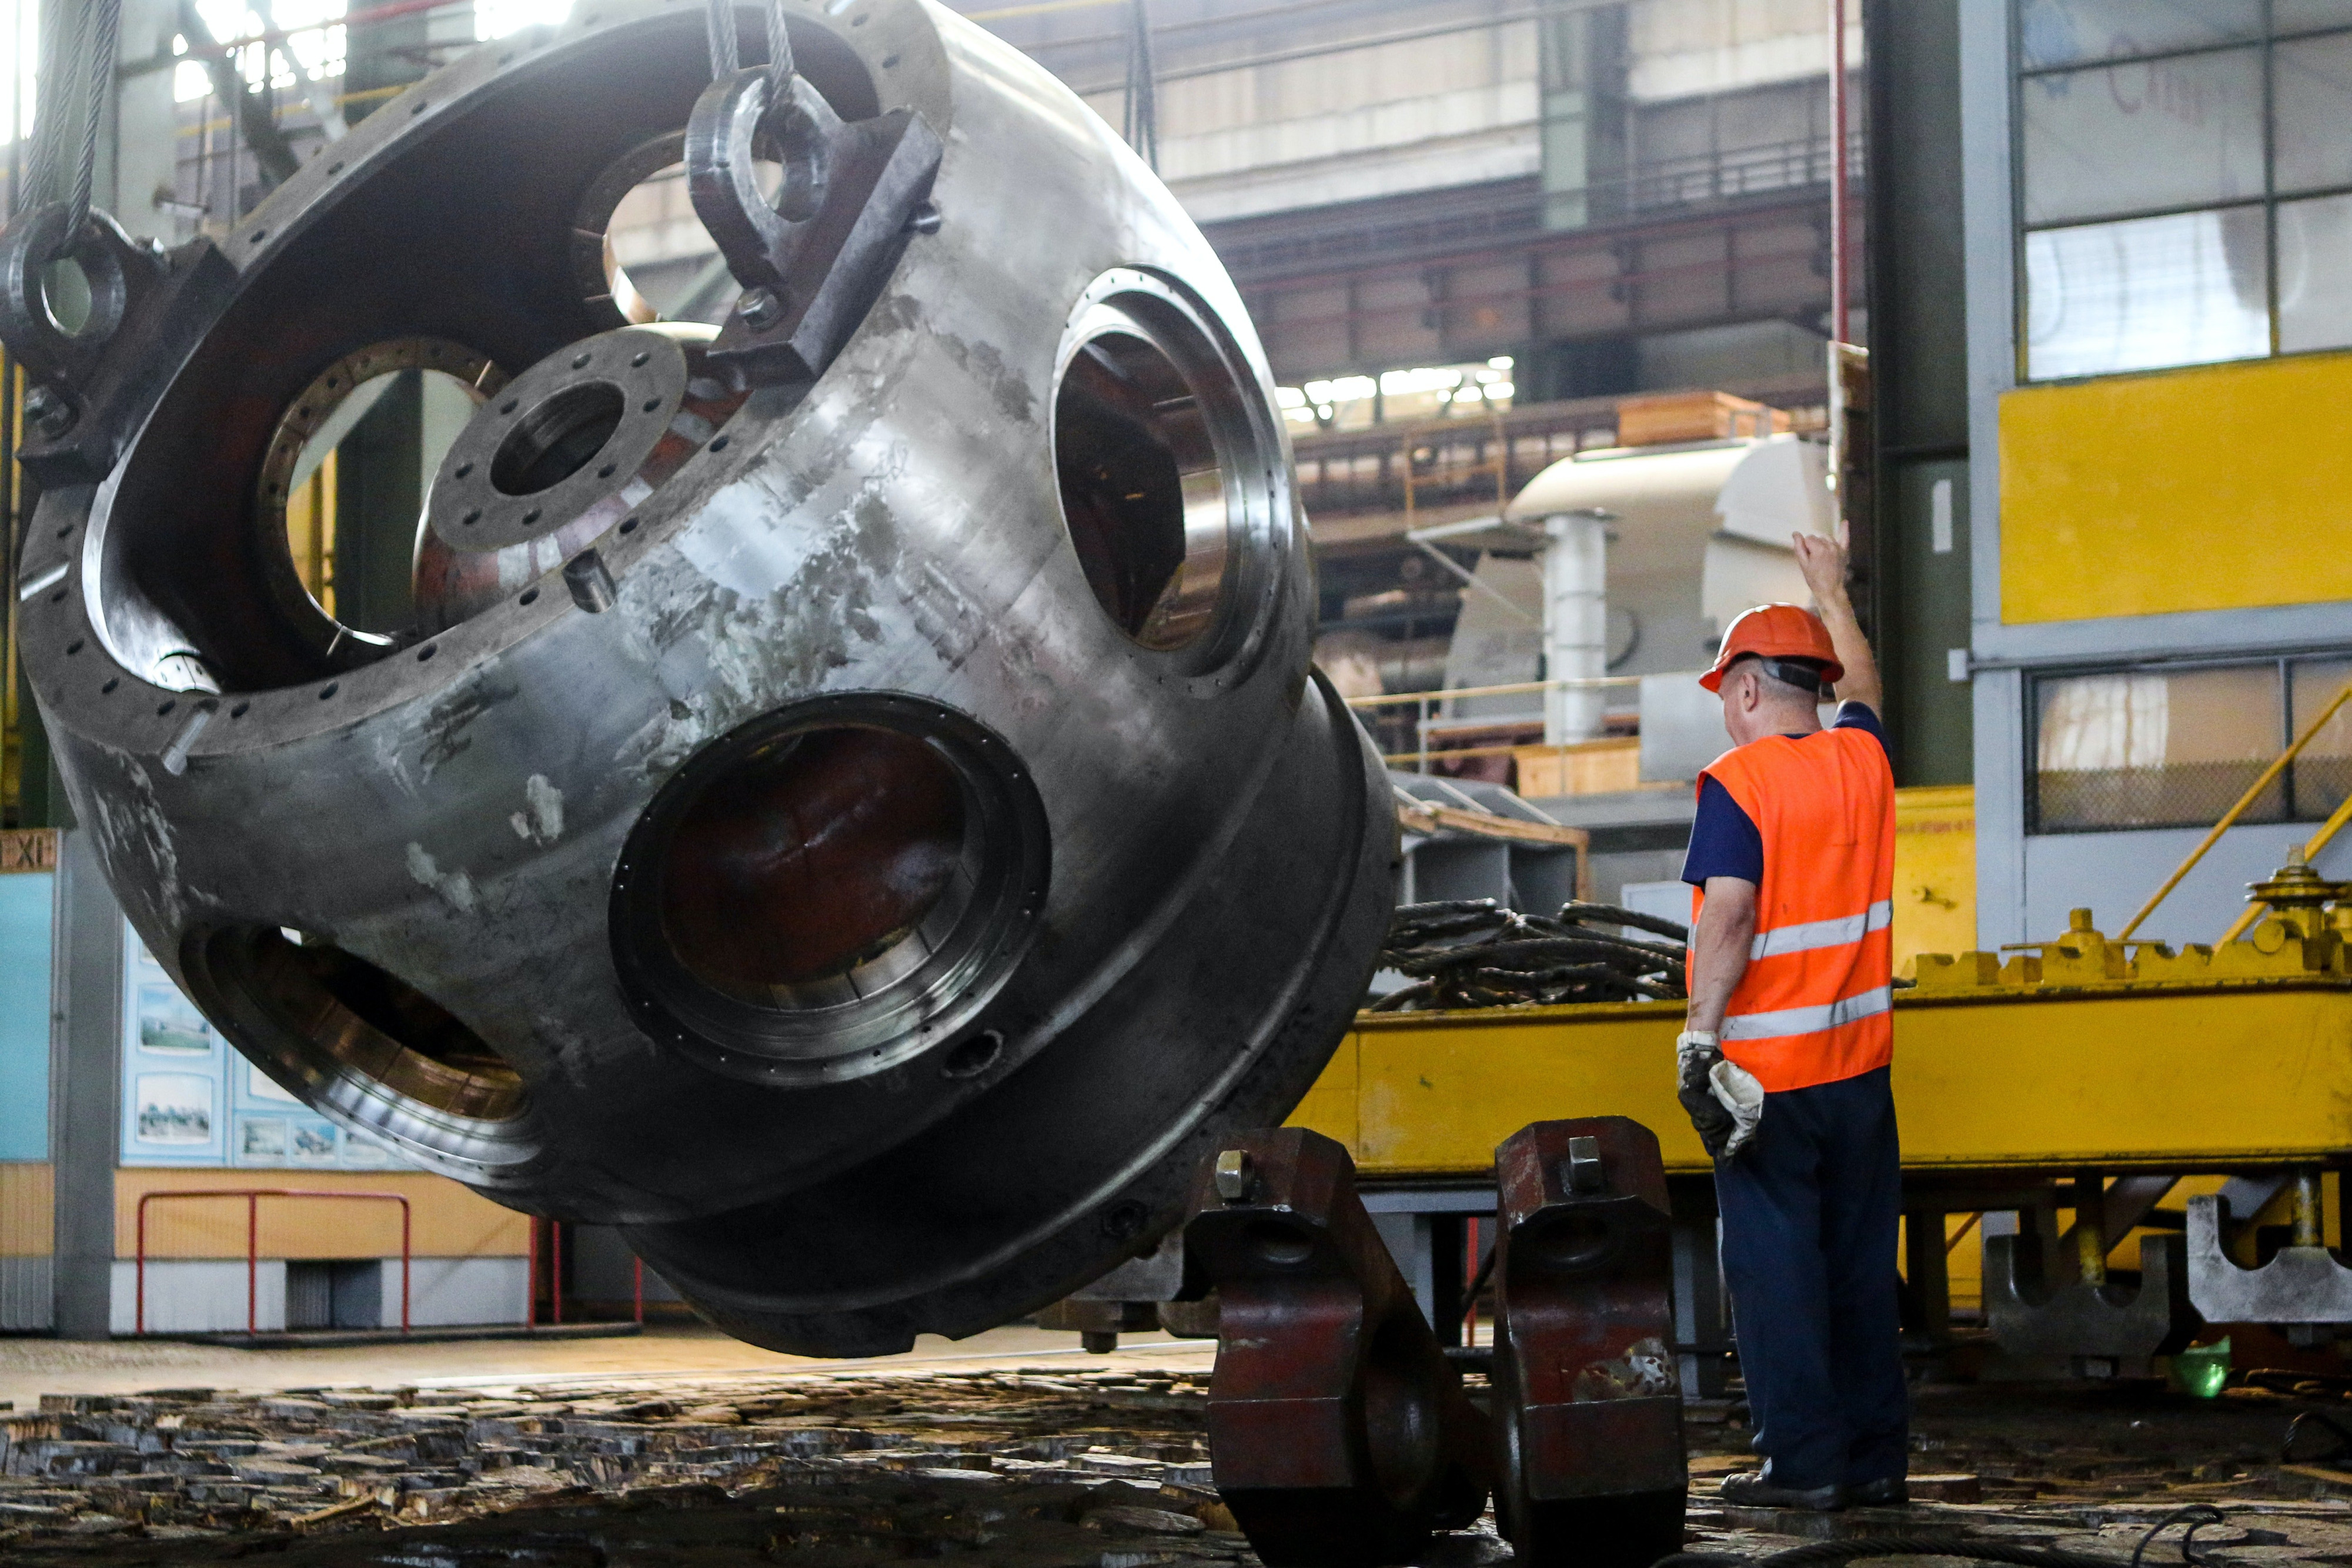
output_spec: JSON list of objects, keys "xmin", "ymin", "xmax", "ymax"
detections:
[{"xmin": 0, "ymin": 0, "xmax": 2350, "ymax": 1562}]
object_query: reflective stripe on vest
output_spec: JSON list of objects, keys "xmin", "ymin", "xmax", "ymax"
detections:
[
  {"xmin": 1749, "ymin": 900, "xmax": 1892, "ymax": 960},
  {"xmin": 1722, "ymin": 984, "xmax": 1892, "ymax": 1042}
]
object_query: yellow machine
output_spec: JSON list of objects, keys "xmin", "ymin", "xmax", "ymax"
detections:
[
  {"xmin": 1284, "ymin": 787, "xmax": 2352, "ymax": 1379},
  {"xmin": 1295, "ymin": 902, "xmax": 2352, "ymax": 1182}
]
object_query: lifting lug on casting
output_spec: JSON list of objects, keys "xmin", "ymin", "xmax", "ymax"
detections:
[
  {"xmin": 0, "ymin": 203, "xmax": 145, "ymax": 387},
  {"xmin": 684, "ymin": 34, "xmax": 943, "ymax": 387}
]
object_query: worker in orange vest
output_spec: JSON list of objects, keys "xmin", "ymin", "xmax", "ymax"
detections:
[{"xmin": 1677, "ymin": 531, "xmax": 1904, "ymax": 1513}]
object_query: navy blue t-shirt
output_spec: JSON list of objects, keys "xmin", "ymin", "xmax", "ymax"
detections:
[{"xmin": 1679, "ymin": 703, "xmax": 1889, "ymax": 889}]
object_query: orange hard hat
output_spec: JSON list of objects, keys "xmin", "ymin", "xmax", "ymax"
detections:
[{"xmin": 1700, "ymin": 603, "xmax": 1843, "ymax": 692}]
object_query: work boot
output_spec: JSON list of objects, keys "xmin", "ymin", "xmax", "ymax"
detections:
[
  {"xmin": 1719, "ymin": 1469, "xmax": 1847, "ymax": 1512},
  {"xmin": 1850, "ymin": 1476, "xmax": 1910, "ymax": 1507}
]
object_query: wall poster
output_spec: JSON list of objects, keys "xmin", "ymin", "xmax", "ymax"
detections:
[{"xmin": 119, "ymin": 921, "xmax": 407, "ymax": 1172}]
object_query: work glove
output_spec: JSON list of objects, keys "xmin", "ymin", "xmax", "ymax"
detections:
[{"xmin": 1676, "ymin": 1031, "xmax": 1766, "ymax": 1161}]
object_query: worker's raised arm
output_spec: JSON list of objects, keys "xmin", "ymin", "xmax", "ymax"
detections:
[{"xmin": 1792, "ymin": 531, "xmax": 1883, "ymax": 716}]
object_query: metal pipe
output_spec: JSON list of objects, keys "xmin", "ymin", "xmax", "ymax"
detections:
[
  {"xmin": 2117, "ymin": 676, "xmax": 2352, "ymax": 939},
  {"xmin": 1346, "ymin": 676, "xmax": 1642, "ymax": 710},
  {"xmin": 2074, "ymin": 1172, "xmax": 2106, "ymax": 1288},
  {"xmin": 159, "ymin": 0, "xmax": 455, "ymax": 64},
  {"xmin": 400, "ymin": 1201, "xmax": 412, "ymax": 1335},
  {"xmin": 1823, "ymin": 0, "xmax": 1852, "ymax": 536},
  {"xmin": 1462, "ymin": 1218, "xmax": 1478, "ymax": 1342},
  {"xmin": 1382, "ymin": 740, "xmax": 1592, "ymax": 767},
  {"xmin": 1541, "ymin": 511, "xmax": 1608, "ymax": 744},
  {"xmin": 1828, "ymin": 0, "xmax": 1849, "ymax": 349},
  {"xmin": 2297, "ymin": 1171, "xmax": 2323, "ymax": 1250},
  {"xmin": 1065, "ymin": 0, "xmax": 1643, "ymax": 96}
]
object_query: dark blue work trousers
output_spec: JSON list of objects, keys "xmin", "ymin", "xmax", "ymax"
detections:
[{"xmin": 1714, "ymin": 1064, "xmax": 1908, "ymax": 1491}]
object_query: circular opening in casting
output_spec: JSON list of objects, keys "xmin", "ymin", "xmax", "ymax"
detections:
[{"xmin": 491, "ymin": 382, "xmax": 628, "ymax": 496}]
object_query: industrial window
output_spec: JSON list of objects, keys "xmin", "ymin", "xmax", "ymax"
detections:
[
  {"xmin": 2031, "ymin": 656, "xmax": 2352, "ymax": 833},
  {"xmin": 2015, "ymin": 0, "xmax": 2352, "ymax": 380}
]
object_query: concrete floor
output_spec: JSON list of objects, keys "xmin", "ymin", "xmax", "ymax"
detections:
[
  {"xmin": 9, "ymin": 1325, "xmax": 2352, "ymax": 1566},
  {"xmin": 0, "ymin": 1322, "xmax": 1210, "ymax": 1416}
]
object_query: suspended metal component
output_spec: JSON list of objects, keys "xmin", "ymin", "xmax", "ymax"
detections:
[{"xmin": 0, "ymin": 0, "xmax": 1392, "ymax": 1355}]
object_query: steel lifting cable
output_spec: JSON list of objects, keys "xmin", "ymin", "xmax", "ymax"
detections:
[
  {"xmin": 22, "ymin": 0, "xmax": 121, "ymax": 249},
  {"xmin": 766, "ymin": 0, "xmax": 793, "ymax": 86},
  {"xmin": 69, "ymin": 0, "xmax": 123, "ymax": 245},
  {"xmin": 704, "ymin": 0, "xmax": 740, "ymax": 77},
  {"xmin": 1654, "ymin": 1503, "xmax": 2230, "ymax": 1568},
  {"xmin": 703, "ymin": 2, "xmax": 796, "ymax": 99}
]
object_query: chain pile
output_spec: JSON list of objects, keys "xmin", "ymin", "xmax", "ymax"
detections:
[{"xmin": 1370, "ymin": 898, "xmax": 1689, "ymax": 1012}]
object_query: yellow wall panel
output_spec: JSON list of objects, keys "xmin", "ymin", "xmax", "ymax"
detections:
[
  {"xmin": 1999, "ymin": 353, "xmax": 2352, "ymax": 623},
  {"xmin": 0, "ymin": 1163, "xmax": 51, "ymax": 1256},
  {"xmin": 1894, "ymin": 786, "xmax": 1975, "ymax": 977},
  {"xmin": 115, "ymin": 1168, "xmax": 528, "ymax": 1260}
]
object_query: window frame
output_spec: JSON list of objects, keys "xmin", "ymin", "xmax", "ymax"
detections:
[
  {"xmin": 2010, "ymin": 2, "xmax": 2352, "ymax": 382},
  {"xmin": 2025, "ymin": 649, "xmax": 2352, "ymax": 834}
]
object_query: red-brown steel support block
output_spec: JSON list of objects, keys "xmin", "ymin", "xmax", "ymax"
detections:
[
  {"xmin": 1491, "ymin": 1117, "xmax": 1688, "ymax": 1568},
  {"xmin": 1184, "ymin": 1127, "xmax": 1493, "ymax": 1567}
]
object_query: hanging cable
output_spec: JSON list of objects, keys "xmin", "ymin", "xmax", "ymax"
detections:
[
  {"xmin": 67, "ymin": 0, "xmax": 123, "ymax": 245},
  {"xmin": 1121, "ymin": 0, "xmax": 1157, "ymax": 170},
  {"xmin": 21, "ymin": 0, "xmax": 126, "ymax": 243},
  {"xmin": 704, "ymin": 0, "xmax": 740, "ymax": 79},
  {"xmin": 767, "ymin": 0, "xmax": 793, "ymax": 87}
]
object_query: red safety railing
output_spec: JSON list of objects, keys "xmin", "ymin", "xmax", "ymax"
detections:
[
  {"xmin": 527, "ymin": 1215, "xmax": 560, "ymax": 1326},
  {"xmin": 134, "ymin": 1189, "xmax": 411, "ymax": 1337},
  {"xmin": 526, "ymin": 1221, "xmax": 646, "ymax": 1326}
]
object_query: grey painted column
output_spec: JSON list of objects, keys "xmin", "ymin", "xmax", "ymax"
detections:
[
  {"xmin": 49, "ymin": 829, "xmax": 123, "ymax": 1339},
  {"xmin": 1957, "ymin": 0, "xmax": 2024, "ymax": 948},
  {"xmin": 1863, "ymin": 0, "xmax": 1974, "ymax": 787}
]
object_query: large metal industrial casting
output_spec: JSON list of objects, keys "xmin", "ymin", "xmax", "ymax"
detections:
[{"xmin": 0, "ymin": 0, "xmax": 1394, "ymax": 1354}]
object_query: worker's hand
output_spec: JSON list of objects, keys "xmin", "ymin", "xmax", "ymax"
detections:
[
  {"xmin": 1679, "ymin": 1030, "xmax": 1766, "ymax": 1161},
  {"xmin": 1792, "ymin": 530, "xmax": 1850, "ymax": 610},
  {"xmin": 1676, "ymin": 1030, "xmax": 1736, "ymax": 1158},
  {"xmin": 1708, "ymin": 1057, "xmax": 1765, "ymax": 1160}
]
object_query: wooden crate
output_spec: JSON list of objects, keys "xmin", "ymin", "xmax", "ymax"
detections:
[
  {"xmin": 1512, "ymin": 738, "xmax": 1642, "ymax": 798},
  {"xmin": 1615, "ymin": 390, "xmax": 1790, "ymax": 448}
]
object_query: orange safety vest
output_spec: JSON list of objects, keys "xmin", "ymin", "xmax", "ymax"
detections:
[{"xmin": 1689, "ymin": 726, "xmax": 1896, "ymax": 1093}]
